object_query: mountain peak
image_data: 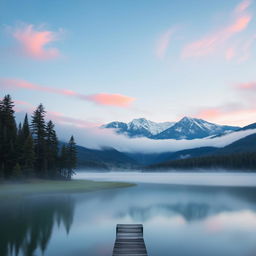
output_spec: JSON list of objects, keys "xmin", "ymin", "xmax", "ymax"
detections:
[
  {"xmin": 102, "ymin": 117, "xmax": 240, "ymax": 140},
  {"xmin": 179, "ymin": 116, "xmax": 194, "ymax": 122}
]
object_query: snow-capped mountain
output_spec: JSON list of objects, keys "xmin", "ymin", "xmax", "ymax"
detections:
[
  {"xmin": 102, "ymin": 117, "xmax": 240, "ymax": 140},
  {"xmin": 153, "ymin": 117, "xmax": 239, "ymax": 140},
  {"xmin": 102, "ymin": 118, "xmax": 174, "ymax": 138}
]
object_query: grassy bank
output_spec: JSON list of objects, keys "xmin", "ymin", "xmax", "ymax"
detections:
[{"xmin": 0, "ymin": 179, "xmax": 135, "ymax": 198}]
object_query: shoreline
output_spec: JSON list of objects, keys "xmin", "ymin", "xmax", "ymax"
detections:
[{"xmin": 0, "ymin": 179, "xmax": 135, "ymax": 199}]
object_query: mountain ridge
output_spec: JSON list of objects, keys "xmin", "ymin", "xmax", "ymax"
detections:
[{"xmin": 102, "ymin": 117, "xmax": 239, "ymax": 140}]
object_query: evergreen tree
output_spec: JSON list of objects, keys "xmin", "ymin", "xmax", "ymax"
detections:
[
  {"xmin": 66, "ymin": 136, "xmax": 77, "ymax": 180},
  {"xmin": 0, "ymin": 95, "xmax": 17, "ymax": 178},
  {"xmin": 22, "ymin": 135, "xmax": 35, "ymax": 177},
  {"xmin": 22, "ymin": 114, "xmax": 30, "ymax": 139},
  {"xmin": 31, "ymin": 104, "xmax": 47, "ymax": 177},
  {"xmin": 46, "ymin": 120, "xmax": 58, "ymax": 178},
  {"xmin": 16, "ymin": 122, "xmax": 23, "ymax": 166},
  {"xmin": 59, "ymin": 144, "xmax": 68, "ymax": 178},
  {"xmin": 16, "ymin": 114, "xmax": 35, "ymax": 176}
]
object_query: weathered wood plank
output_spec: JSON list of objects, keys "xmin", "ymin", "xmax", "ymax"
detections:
[{"xmin": 112, "ymin": 224, "xmax": 148, "ymax": 256}]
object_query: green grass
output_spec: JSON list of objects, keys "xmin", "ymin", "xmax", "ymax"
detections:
[{"xmin": 0, "ymin": 179, "xmax": 135, "ymax": 199}]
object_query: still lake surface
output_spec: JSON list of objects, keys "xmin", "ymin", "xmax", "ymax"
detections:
[{"xmin": 1, "ymin": 171, "xmax": 256, "ymax": 256}]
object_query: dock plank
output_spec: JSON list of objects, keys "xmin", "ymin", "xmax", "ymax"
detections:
[{"xmin": 112, "ymin": 224, "xmax": 148, "ymax": 256}]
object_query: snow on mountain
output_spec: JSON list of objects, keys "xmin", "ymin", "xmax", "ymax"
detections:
[
  {"xmin": 127, "ymin": 118, "xmax": 174, "ymax": 135},
  {"xmin": 102, "ymin": 117, "xmax": 240, "ymax": 140},
  {"xmin": 153, "ymin": 117, "xmax": 239, "ymax": 140},
  {"xmin": 102, "ymin": 118, "xmax": 174, "ymax": 138}
]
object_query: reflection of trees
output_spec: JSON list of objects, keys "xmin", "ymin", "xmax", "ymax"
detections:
[
  {"xmin": 0, "ymin": 195, "xmax": 75, "ymax": 256},
  {"xmin": 120, "ymin": 203, "xmax": 212, "ymax": 222}
]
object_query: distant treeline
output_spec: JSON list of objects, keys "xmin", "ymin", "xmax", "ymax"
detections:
[
  {"xmin": 149, "ymin": 152, "xmax": 256, "ymax": 171},
  {"xmin": 0, "ymin": 94, "xmax": 77, "ymax": 180}
]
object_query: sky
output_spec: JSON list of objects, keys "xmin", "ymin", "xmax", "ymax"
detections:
[{"xmin": 1, "ymin": 0, "xmax": 256, "ymax": 132}]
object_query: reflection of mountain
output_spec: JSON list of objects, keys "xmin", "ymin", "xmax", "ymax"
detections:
[
  {"xmin": 0, "ymin": 195, "xmax": 75, "ymax": 256},
  {"xmin": 117, "ymin": 202, "xmax": 230, "ymax": 223}
]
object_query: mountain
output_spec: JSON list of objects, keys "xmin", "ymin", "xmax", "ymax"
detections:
[
  {"xmin": 102, "ymin": 118, "xmax": 174, "ymax": 138},
  {"xmin": 76, "ymin": 145, "xmax": 138, "ymax": 169},
  {"xmin": 102, "ymin": 117, "xmax": 239, "ymax": 140},
  {"xmin": 126, "ymin": 147, "xmax": 218, "ymax": 166},
  {"xmin": 58, "ymin": 142, "xmax": 139, "ymax": 170},
  {"xmin": 237, "ymin": 122, "xmax": 256, "ymax": 131},
  {"xmin": 214, "ymin": 133, "xmax": 256, "ymax": 155},
  {"xmin": 147, "ymin": 133, "xmax": 256, "ymax": 170},
  {"xmin": 152, "ymin": 117, "xmax": 239, "ymax": 140},
  {"xmin": 154, "ymin": 133, "xmax": 256, "ymax": 163},
  {"xmin": 210, "ymin": 122, "xmax": 256, "ymax": 138}
]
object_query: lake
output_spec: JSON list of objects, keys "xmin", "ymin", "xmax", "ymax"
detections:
[{"xmin": 1, "ymin": 171, "xmax": 256, "ymax": 256}]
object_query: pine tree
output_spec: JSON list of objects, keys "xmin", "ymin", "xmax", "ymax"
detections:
[
  {"xmin": 16, "ymin": 114, "xmax": 35, "ymax": 176},
  {"xmin": 66, "ymin": 136, "xmax": 77, "ymax": 180},
  {"xmin": 31, "ymin": 104, "xmax": 47, "ymax": 177},
  {"xmin": 0, "ymin": 95, "xmax": 17, "ymax": 178},
  {"xmin": 59, "ymin": 144, "xmax": 68, "ymax": 179},
  {"xmin": 22, "ymin": 114, "xmax": 30, "ymax": 139},
  {"xmin": 16, "ymin": 122, "xmax": 23, "ymax": 166},
  {"xmin": 46, "ymin": 120, "xmax": 58, "ymax": 178},
  {"xmin": 22, "ymin": 135, "xmax": 35, "ymax": 177}
]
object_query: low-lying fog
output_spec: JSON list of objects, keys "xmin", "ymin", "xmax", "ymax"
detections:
[
  {"xmin": 57, "ymin": 123, "xmax": 256, "ymax": 153},
  {"xmin": 74, "ymin": 171, "xmax": 256, "ymax": 187}
]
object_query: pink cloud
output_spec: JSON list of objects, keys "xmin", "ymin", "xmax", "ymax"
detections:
[
  {"xmin": 14, "ymin": 100, "xmax": 100, "ymax": 128},
  {"xmin": 225, "ymin": 34, "xmax": 256, "ymax": 62},
  {"xmin": 196, "ymin": 105, "xmax": 256, "ymax": 126},
  {"xmin": 235, "ymin": 0, "xmax": 251, "ymax": 13},
  {"xmin": 0, "ymin": 78, "xmax": 135, "ymax": 108},
  {"xmin": 225, "ymin": 47, "xmax": 236, "ymax": 60},
  {"xmin": 156, "ymin": 27, "xmax": 177, "ymax": 59},
  {"xmin": 236, "ymin": 81, "xmax": 256, "ymax": 90},
  {"xmin": 197, "ymin": 108, "xmax": 222, "ymax": 120},
  {"xmin": 47, "ymin": 111, "xmax": 100, "ymax": 128},
  {"xmin": 182, "ymin": 0, "xmax": 252, "ymax": 59},
  {"xmin": 86, "ymin": 93, "xmax": 135, "ymax": 107},
  {"xmin": 12, "ymin": 24, "xmax": 61, "ymax": 60}
]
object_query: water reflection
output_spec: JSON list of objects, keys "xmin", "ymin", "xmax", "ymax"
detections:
[
  {"xmin": 1, "ymin": 181, "xmax": 256, "ymax": 256},
  {"xmin": 0, "ymin": 195, "xmax": 75, "ymax": 256}
]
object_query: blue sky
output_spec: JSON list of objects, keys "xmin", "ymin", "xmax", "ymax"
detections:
[{"xmin": 1, "ymin": 0, "xmax": 256, "ymax": 127}]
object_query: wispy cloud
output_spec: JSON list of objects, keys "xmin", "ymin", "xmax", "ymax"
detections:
[
  {"xmin": 182, "ymin": 0, "xmax": 252, "ymax": 59},
  {"xmin": 235, "ymin": 0, "xmax": 252, "ymax": 13},
  {"xmin": 195, "ymin": 103, "xmax": 256, "ymax": 126},
  {"xmin": 156, "ymin": 27, "xmax": 177, "ymax": 59},
  {"xmin": 86, "ymin": 94, "xmax": 135, "ymax": 107},
  {"xmin": 236, "ymin": 81, "xmax": 256, "ymax": 90},
  {"xmin": 0, "ymin": 78, "xmax": 135, "ymax": 107},
  {"xmin": 11, "ymin": 23, "xmax": 62, "ymax": 60},
  {"xmin": 15, "ymin": 100, "xmax": 100, "ymax": 128}
]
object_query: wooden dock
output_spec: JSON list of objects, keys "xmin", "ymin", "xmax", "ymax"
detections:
[{"xmin": 112, "ymin": 224, "xmax": 148, "ymax": 256}]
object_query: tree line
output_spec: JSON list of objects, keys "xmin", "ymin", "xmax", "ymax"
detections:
[
  {"xmin": 0, "ymin": 94, "xmax": 77, "ymax": 180},
  {"xmin": 150, "ymin": 152, "xmax": 256, "ymax": 171}
]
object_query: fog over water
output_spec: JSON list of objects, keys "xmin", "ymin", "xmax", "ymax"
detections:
[{"xmin": 75, "ymin": 171, "xmax": 256, "ymax": 187}]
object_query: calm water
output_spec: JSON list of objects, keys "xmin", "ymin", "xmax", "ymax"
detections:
[{"xmin": 1, "ymin": 172, "xmax": 256, "ymax": 256}]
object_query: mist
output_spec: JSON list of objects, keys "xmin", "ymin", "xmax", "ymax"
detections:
[
  {"xmin": 75, "ymin": 171, "xmax": 256, "ymax": 187},
  {"xmin": 56, "ymin": 123, "xmax": 256, "ymax": 153}
]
